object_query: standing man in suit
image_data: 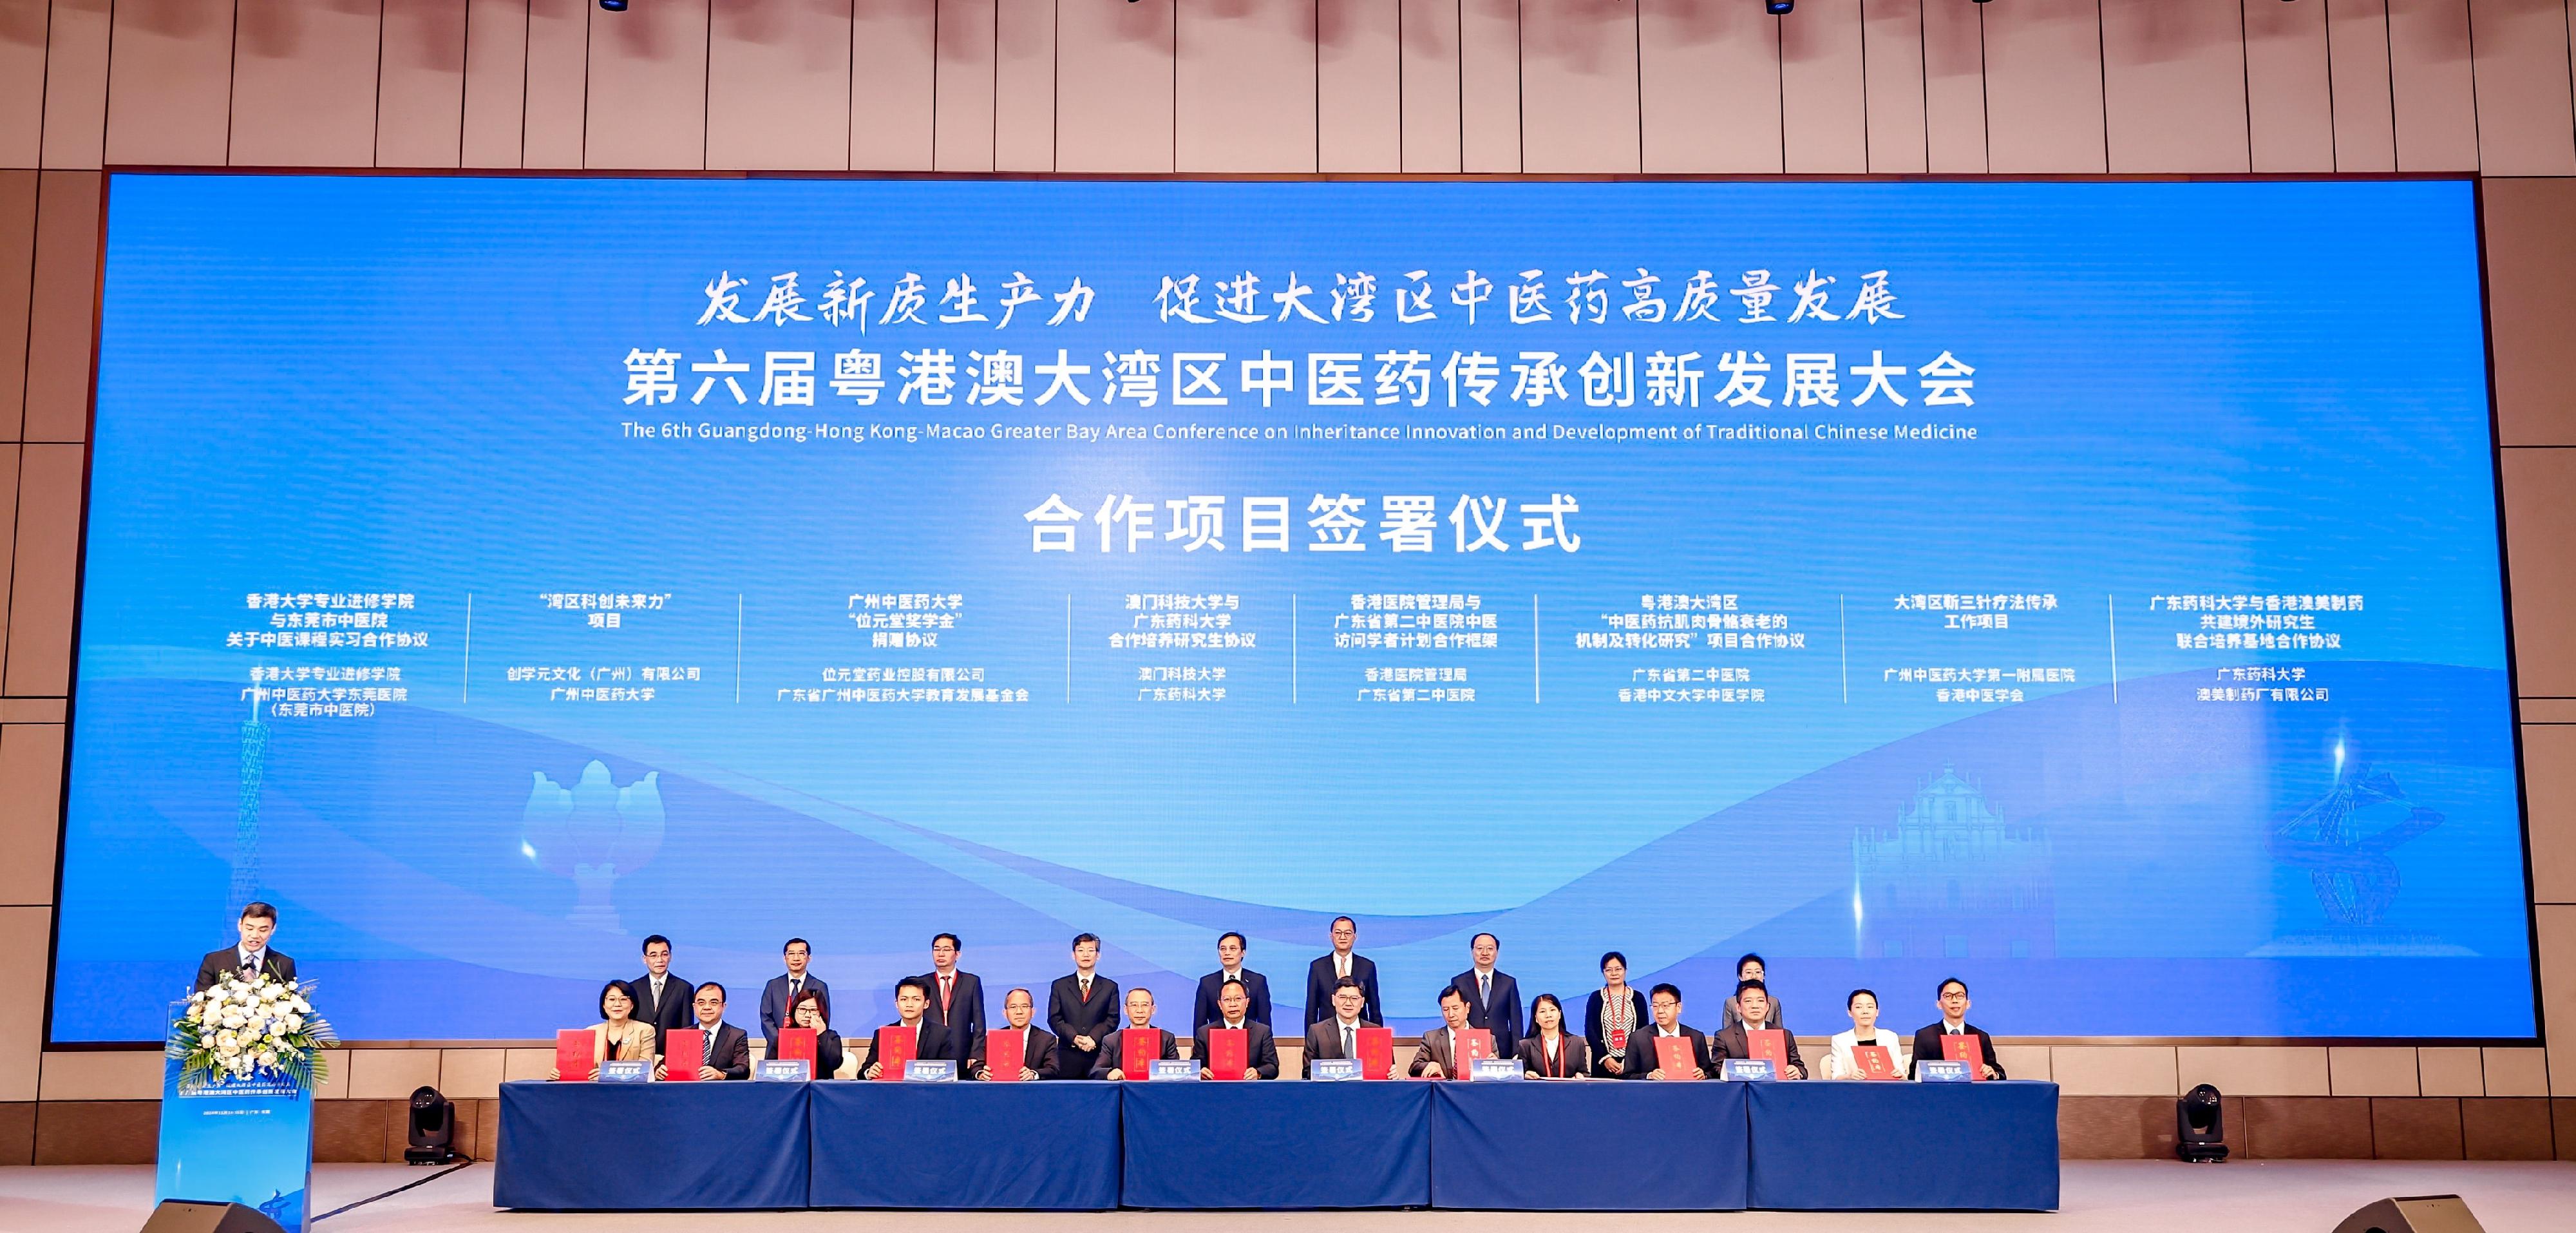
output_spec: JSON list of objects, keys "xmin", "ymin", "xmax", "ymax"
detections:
[
  {"xmin": 1304, "ymin": 917, "xmax": 1382, "ymax": 1027},
  {"xmin": 1192, "ymin": 979, "xmax": 1280, "ymax": 1079},
  {"xmin": 1909, "ymin": 977, "xmax": 2005, "ymax": 1079},
  {"xmin": 674, "ymin": 982, "xmax": 752, "ymax": 1080},
  {"xmin": 862, "ymin": 977, "xmax": 953, "ymax": 1077},
  {"xmin": 1410, "ymin": 986, "xmax": 1480, "ymax": 1078},
  {"xmin": 1092, "ymin": 988, "xmax": 1179, "ymax": 1080},
  {"xmin": 1452, "ymin": 932, "xmax": 1524, "ymax": 1056},
  {"xmin": 1710, "ymin": 980, "xmax": 1805, "ymax": 1078},
  {"xmin": 195, "ymin": 901, "xmax": 296, "ymax": 992},
  {"xmin": 969, "ymin": 987, "xmax": 1059, "ymax": 1081},
  {"xmin": 1622, "ymin": 982, "xmax": 1714, "ymax": 1080},
  {"xmin": 919, "ymin": 932, "xmax": 986, "ymax": 1055},
  {"xmin": 759, "ymin": 937, "xmax": 828, "ymax": 1057},
  {"xmin": 1046, "ymin": 933, "xmax": 1120, "ymax": 1079},
  {"xmin": 1302, "ymin": 977, "xmax": 1377, "ymax": 1076},
  {"xmin": 630, "ymin": 934, "xmax": 693, "ymax": 1052},
  {"xmin": 1193, "ymin": 932, "xmax": 1273, "ymax": 1031}
]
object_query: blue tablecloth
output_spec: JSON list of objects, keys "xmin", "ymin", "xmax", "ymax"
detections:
[
  {"xmin": 1745, "ymin": 1080, "xmax": 2060, "ymax": 1210},
  {"xmin": 808, "ymin": 1080, "xmax": 1121, "ymax": 1209},
  {"xmin": 1430, "ymin": 1079, "xmax": 1748, "ymax": 1210},
  {"xmin": 1122, "ymin": 1081, "xmax": 1432, "ymax": 1209},
  {"xmin": 494, "ymin": 1080, "xmax": 811, "ymax": 1210}
]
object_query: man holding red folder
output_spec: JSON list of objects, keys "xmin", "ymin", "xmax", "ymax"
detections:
[
  {"xmin": 1909, "ymin": 977, "xmax": 2005, "ymax": 1079},
  {"xmin": 1093, "ymin": 988, "xmax": 1179, "ymax": 1080},
  {"xmin": 1192, "ymin": 979, "xmax": 1279, "ymax": 1079},
  {"xmin": 971, "ymin": 987, "xmax": 1059, "ymax": 1081},
  {"xmin": 1710, "ymin": 980, "xmax": 1805, "ymax": 1078},
  {"xmin": 1301, "ymin": 977, "xmax": 1379, "ymax": 1077},
  {"xmin": 1621, "ymin": 982, "xmax": 1714, "ymax": 1080},
  {"xmin": 862, "ymin": 977, "xmax": 954, "ymax": 1078},
  {"xmin": 1409, "ymin": 986, "xmax": 1485, "ymax": 1078}
]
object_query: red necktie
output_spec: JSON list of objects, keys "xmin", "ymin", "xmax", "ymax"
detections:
[{"xmin": 940, "ymin": 976, "xmax": 954, "ymax": 1015}]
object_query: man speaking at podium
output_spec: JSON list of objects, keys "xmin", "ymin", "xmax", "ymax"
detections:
[{"xmin": 194, "ymin": 902, "xmax": 294, "ymax": 993}]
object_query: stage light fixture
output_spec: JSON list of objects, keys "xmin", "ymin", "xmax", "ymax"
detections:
[
  {"xmin": 1768, "ymin": 0, "xmax": 1794, "ymax": 14},
  {"xmin": 599, "ymin": 0, "xmax": 627, "ymax": 12},
  {"xmin": 404, "ymin": 1085, "xmax": 462, "ymax": 1165},
  {"xmin": 2174, "ymin": 1082, "xmax": 2229, "ymax": 1163}
]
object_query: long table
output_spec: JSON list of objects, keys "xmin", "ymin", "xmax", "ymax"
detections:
[{"xmin": 493, "ymin": 1078, "xmax": 2058, "ymax": 1212}]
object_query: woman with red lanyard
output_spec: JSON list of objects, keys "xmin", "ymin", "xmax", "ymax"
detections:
[
  {"xmin": 1584, "ymin": 951, "xmax": 1651, "ymax": 1077},
  {"xmin": 1517, "ymin": 994, "xmax": 1592, "ymax": 1079}
]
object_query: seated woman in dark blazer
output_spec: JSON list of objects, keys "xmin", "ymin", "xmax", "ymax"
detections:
[
  {"xmin": 1583, "ymin": 951, "xmax": 1652, "ymax": 1077},
  {"xmin": 788, "ymin": 988, "xmax": 857, "ymax": 1080},
  {"xmin": 1517, "ymin": 993, "xmax": 1591, "ymax": 1079}
]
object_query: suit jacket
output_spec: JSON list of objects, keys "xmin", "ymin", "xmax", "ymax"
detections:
[
  {"xmin": 1452, "ymin": 969, "xmax": 1525, "ymax": 1056},
  {"xmin": 1826, "ymin": 1028, "xmax": 1911, "ymax": 1080},
  {"xmin": 968, "ymin": 1026, "xmax": 1060, "ymax": 1080},
  {"xmin": 1710, "ymin": 1022, "xmax": 1805, "ymax": 1077},
  {"xmin": 194, "ymin": 947, "xmax": 297, "ymax": 993},
  {"xmin": 1584, "ymin": 987, "xmax": 1652, "ymax": 1078},
  {"xmin": 759, "ymin": 973, "xmax": 830, "ymax": 1052},
  {"xmin": 865, "ymin": 1020, "xmax": 953, "ymax": 1076},
  {"xmin": 1909, "ymin": 1023, "xmax": 2005, "ymax": 1078},
  {"xmin": 917, "ymin": 970, "xmax": 987, "ymax": 1053},
  {"xmin": 1192, "ymin": 970, "xmax": 1274, "ymax": 1031},
  {"xmin": 688, "ymin": 1022, "xmax": 752, "ymax": 1080},
  {"xmin": 1190, "ymin": 1020, "xmax": 1280, "ymax": 1079},
  {"xmin": 629, "ymin": 972, "xmax": 696, "ymax": 1050},
  {"xmin": 1301, "ymin": 1017, "xmax": 1378, "ymax": 1077},
  {"xmin": 1408, "ymin": 1024, "xmax": 1486, "ymax": 1078},
  {"xmin": 814, "ymin": 1029, "xmax": 848, "ymax": 1080},
  {"xmin": 1046, "ymin": 973, "xmax": 1121, "ymax": 1078},
  {"xmin": 1622, "ymin": 1026, "xmax": 1716, "ymax": 1079},
  {"xmin": 1090, "ymin": 1027, "xmax": 1177, "ymax": 1079},
  {"xmin": 1516, "ymin": 1032, "xmax": 1592, "ymax": 1079},
  {"xmin": 1303, "ymin": 953, "xmax": 1383, "ymax": 1025}
]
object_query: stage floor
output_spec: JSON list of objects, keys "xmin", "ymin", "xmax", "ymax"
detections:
[{"xmin": 3, "ymin": 1160, "xmax": 2573, "ymax": 1230}]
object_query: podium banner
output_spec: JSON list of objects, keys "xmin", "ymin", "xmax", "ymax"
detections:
[{"xmin": 155, "ymin": 1056, "xmax": 314, "ymax": 1232}]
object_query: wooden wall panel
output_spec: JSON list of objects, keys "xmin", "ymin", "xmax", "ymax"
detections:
[
  {"xmin": 229, "ymin": 0, "xmax": 384, "ymax": 167},
  {"xmin": 3, "ymin": 443, "xmax": 82, "ymax": 698},
  {"xmin": 0, "ymin": 908, "xmax": 46, "ymax": 1102},
  {"xmin": 1318, "ymin": 0, "xmax": 1400, "ymax": 172},
  {"xmin": 377, "ymin": 0, "xmax": 469, "ymax": 168},
  {"xmin": 583, "ymin": 0, "xmax": 708, "ymax": 169},
  {"xmin": 460, "ymin": 0, "xmax": 529, "ymax": 168},
  {"xmin": 1459, "ymin": 0, "xmax": 1519, "ymax": 173},
  {"xmin": 0, "ymin": 172, "xmax": 30, "ymax": 440},
  {"xmin": 40, "ymin": 0, "xmax": 110, "ymax": 169},
  {"xmin": 1781, "ymin": 0, "xmax": 1868, "ymax": 175},
  {"xmin": 521, "ymin": 0, "xmax": 589, "ymax": 168},
  {"xmin": 1920, "ymin": 0, "xmax": 1987, "ymax": 172},
  {"xmin": 1176, "ymin": 0, "xmax": 1316, "ymax": 173},
  {"xmin": 934, "ymin": 0, "xmax": 997, "ymax": 172},
  {"xmin": 0, "ymin": 722, "xmax": 62, "ymax": 906},
  {"xmin": 0, "ymin": 0, "xmax": 47, "ymax": 169},
  {"xmin": 991, "ymin": 0, "xmax": 1053, "ymax": 172},
  {"xmin": 2468, "ymin": 0, "xmax": 2576, "ymax": 175},
  {"xmin": 2326, "ymin": 0, "xmax": 2399, "ymax": 170},
  {"xmin": 2101, "ymin": 0, "xmax": 2248, "ymax": 173},
  {"xmin": 2387, "ymin": 0, "xmax": 2481, "ymax": 171},
  {"xmin": 0, "ymin": 444, "xmax": 14, "ymax": 661},
  {"xmin": 1052, "ymin": 0, "xmax": 1171, "ymax": 171},
  {"xmin": 2485, "ymin": 177, "xmax": 2576, "ymax": 447},
  {"xmin": 1520, "ymin": 0, "xmax": 1639, "ymax": 174},
  {"xmin": 1638, "ymin": 0, "xmax": 1781, "ymax": 173},
  {"xmin": 707, "ymin": 0, "xmax": 853, "ymax": 172},
  {"xmin": 1397, "ymin": 0, "xmax": 1461, "ymax": 173},
  {"xmin": 2245, "ymin": 0, "xmax": 2336, "ymax": 172},
  {"xmin": 1982, "ymin": 0, "xmax": 2107, "ymax": 173},
  {"xmin": 19, "ymin": 171, "xmax": 91, "ymax": 445},
  {"xmin": 1860, "ymin": 0, "xmax": 1927, "ymax": 174},
  {"xmin": 103, "ymin": 0, "xmax": 236, "ymax": 168},
  {"xmin": 2502, "ymin": 449, "xmax": 2576, "ymax": 698}
]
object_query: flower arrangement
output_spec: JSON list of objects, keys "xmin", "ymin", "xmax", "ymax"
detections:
[{"xmin": 168, "ymin": 973, "xmax": 337, "ymax": 1094}]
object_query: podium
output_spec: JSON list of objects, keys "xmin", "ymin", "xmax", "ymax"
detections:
[{"xmin": 156, "ymin": 1008, "xmax": 316, "ymax": 1233}]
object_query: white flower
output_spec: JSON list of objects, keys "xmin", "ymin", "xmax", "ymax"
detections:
[
  {"xmin": 220, "ymin": 1010, "xmax": 247, "ymax": 1030},
  {"xmin": 289, "ymin": 998, "xmax": 310, "ymax": 1015},
  {"xmin": 257, "ymin": 984, "xmax": 279, "ymax": 1002},
  {"xmin": 283, "ymin": 1014, "xmax": 304, "ymax": 1033}
]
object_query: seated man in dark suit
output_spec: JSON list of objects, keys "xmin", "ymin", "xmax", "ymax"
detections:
[
  {"xmin": 1047, "ymin": 933, "xmax": 1121, "ymax": 1078},
  {"xmin": 1093, "ymin": 988, "xmax": 1179, "ymax": 1080},
  {"xmin": 1193, "ymin": 932, "xmax": 1274, "ymax": 1031},
  {"xmin": 1710, "ymin": 980, "xmax": 1805, "ymax": 1078},
  {"xmin": 1451, "ymin": 932, "xmax": 1524, "ymax": 1056},
  {"xmin": 1909, "ymin": 977, "xmax": 2005, "ymax": 1079},
  {"xmin": 1302, "ymin": 976, "xmax": 1378, "ymax": 1076},
  {"xmin": 1304, "ymin": 917, "xmax": 1382, "ymax": 1027},
  {"xmin": 969, "ymin": 987, "xmax": 1060, "ymax": 1081},
  {"xmin": 1622, "ymin": 982, "xmax": 1714, "ymax": 1080},
  {"xmin": 1409, "ymin": 986, "xmax": 1479, "ymax": 1078},
  {"xmin": 759, "ymin": 937, "xmax": 828, "ymax": 1057},
  {"xmin": 196, "ymin": 901, "xmax": 296, "ymax": 993},
  {"xmin": 630, "ymin": 934, "xmax": 694, "ymax": 1053},
  {"xmin": 1191, "ymin": 978, "xmax": 1280, "ymax": 1079},
  {"xmin": 862, "ymin": 977, "xmax": 953, "ymax": 1078},
  {"xmin": 670, "ymin": 981, "xmax": 752, "ymax": 1080}
]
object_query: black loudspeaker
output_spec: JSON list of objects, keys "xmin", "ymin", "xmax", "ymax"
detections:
[
  {"xmin": 2331, "ymin": 1194, "xmax": 2487, "ymax": 1233},
  {"xmin": 138, "ymin": 1200, "xmax": 287, "ymax": 1233}
]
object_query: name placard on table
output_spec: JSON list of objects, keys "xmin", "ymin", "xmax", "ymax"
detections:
[
  {"xmin": 904, "ymin": 1059, "xmax": 957, "ymax": 1082},
  {"xmin": 1470, "ymin": 1058, "xmax": 1522, "ymax": 1082},
  {"xmin": 1721, "ymin": 1058, "xmax": 1777, "ymax": 1082},
  {"xmin": 1148, "ymin": 1059, "xmax": 1198, "ymax": 1082},
  {"xmin": 1310, "ymin": 1058, "xmax": 1363, "ymax": 1082},
  {"xmin": 597, "ymin": 1060, "xmax": 652, "ymax": 1083},
  {"xmin": 756, "ymin": 1059, "xmax": 812, "ymax": 1082},
  {"xmin": 1917, "ymin": 1060, "xmax": 1973, "ymax": 1083}
]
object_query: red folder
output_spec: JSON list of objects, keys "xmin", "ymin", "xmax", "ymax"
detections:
[
  {"xmin": 554, "ymin": 1029, "xmax": 596, "ymax": 1082},
  {"xmin": 874, "ymin": 1024, "xmax": 919, "ymax": 1080},
  {"xmin": 1746, "ymin": 1028, "xmax": 1790, "ymax": 1073},
  {"xmin": 1607, "ymin": 1025, "xmax": 1630, "ymax": 1054},
  {"xmin": 1121, "ymin": 1029, "xmax": 1160, "ymax": 1079},
  {"xmin": 983, "ymin": 1029, "xmax": 1026, "ymax": 1082},
  {"xmin": 1940, "ymin": 1032, "xmax": 1985, "ymax": 1079},
  {"xmin": 663, "ymin": 1028, "xmax": 706, "ymax": 1081},
  {"xmin": 1207, "ymin": 1028, "xmax": 1250, "ymax": 1080},
  {"xmin": 1452, "ymin": 1028, "xmax": 1495, "ymax": 1080},
  {"xmin": 1356, "ymin": 1027, "xmax": 1394, "ymax": 1080},
  {"xmin": 1654, "ymin": 1035, "xmax": 1700, "ymax": 1080},
  {"xmin": 777, "ymin": 1027, "xmax": 818, "ymax": 1068},
  {"xmin": 1852, "ymin": 1044, "xmax": 1899, "ymax": 1080}
]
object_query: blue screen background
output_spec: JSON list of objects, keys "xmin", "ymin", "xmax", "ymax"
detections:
[{"xmin": 50, "ymin": 175, "xmax": 2533, "ymax": 1042}]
